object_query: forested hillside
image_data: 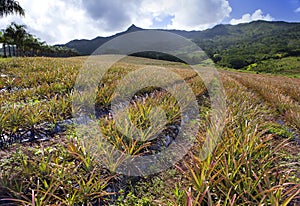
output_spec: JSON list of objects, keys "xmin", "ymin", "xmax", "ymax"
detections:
[
  {"xmin": 62, "ymin": 21, "xmax": 300, "ymax": 70},
  {"xmin": 194, "ymin": 21, "xmax": 300, "ymax": 69}
]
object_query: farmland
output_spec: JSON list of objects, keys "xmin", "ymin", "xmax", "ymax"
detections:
[{"xmin": 0, "ymin": 56, "xmax": 299, "ymax": 205}]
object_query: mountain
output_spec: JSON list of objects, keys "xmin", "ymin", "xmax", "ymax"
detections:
[
  {"xmin": 61, "ymin": 24, "xmax": 143, "ymax": 55},
  {"xmin": 62, "ymin": 21, "xmax": 300, "ymax": 69}
]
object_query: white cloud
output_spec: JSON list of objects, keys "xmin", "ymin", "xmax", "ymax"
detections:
[
  {"xmin": 140, "ymin": 0, "xmax": 232, "ymax": 30},
  {"xmin": 230, "ymin": 9, "xmax": 273, "ymax": 25},
  {"xmin": 0, "ymin": 0, "xmax": 116, "ymax": 44},
  {"xmin": 0, "ymin": 0, "xmax": 232, "ymax": 44},
  {"xmin": 295, "ymin": 7, "xmax": 300, "ymax": 13}
]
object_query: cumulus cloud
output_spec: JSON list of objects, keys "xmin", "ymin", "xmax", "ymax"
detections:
[
  {"xmin": 0, "ymin": 0, "xmax": 115, "ymax": 44},
  {"xmin": 295, "ymin": 7, "xmax": 300, "ymax": 13},
  {"xmin": 82, "ymin": 0, "xmax": 141, "ymax": 30},
  {"xmin": 140, "ymin": 0, "xmax": 232, "ymax": 30},
  {"xmin": 230, "ymin": 9, "xmax": 273, "ymax": 25},
  {"xmin": 0, "ymin": 0, "xmax": 232, "ymax": 44}
]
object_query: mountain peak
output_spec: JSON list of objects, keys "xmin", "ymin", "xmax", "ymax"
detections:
[{"xmin": 126, "ymin": 24, "xmax": 142, "ymax": 32}]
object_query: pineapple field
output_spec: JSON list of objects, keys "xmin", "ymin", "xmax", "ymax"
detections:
[{"xmin": 0, "ymin": 56, "xmax": 299, "ymax": 205}]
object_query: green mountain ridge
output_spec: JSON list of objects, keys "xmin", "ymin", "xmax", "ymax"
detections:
[{"xmin": 61, "ymin": 20, "xmax": 300, "ymax": 69}]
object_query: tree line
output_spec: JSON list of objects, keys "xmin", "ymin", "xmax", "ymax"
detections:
[{"xmin": 0, "ymin": 22, "xmax": 78, "ymax": 57}]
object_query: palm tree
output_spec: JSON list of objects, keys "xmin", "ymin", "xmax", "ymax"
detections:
[
  {"xmin": 0, "ymin": 0, "xmax": 25, "ymax": 17},
  {"xmin": 23, "ymin": 34, "xmax": 44, "ymax": 56},
  {"xmin": 3, "ymin": 28, "xmax": 14, "ymax": 57},
  {"xmin": 0, "ymin": 31, "xmax": 7, "ymax": 57},
  {"xmin": 4, "ymin": 22, "xmax": 27, "ymax": 56},
  {"xmin": 36, "ymin": 41, "xmax": 46, "ymax": 56}
]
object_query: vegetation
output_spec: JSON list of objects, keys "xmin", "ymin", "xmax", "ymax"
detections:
[
  {"xmin": 0, "ymin": 22, "xmax": 79, "ymax": 58},
  {"xmin": 196, "ymin": 21, "xmax": 300, "ymax": 69},
  {"xmin": 63, "ymin": 21, "xmax": 300, "ymax": 72},
  {"xmin": 244, "ymin": 56, "xmax": 300, "ymax": 77},
  {"xmin": 0, "ymin": 0, "xmax": 25, "ymax": 17},
  {"xmin": 0, "ymin": 56, "xmax": 299, "ymax": 205},
  {"xmin": 0, "ymin": 3, "xmax": 298, "ymax": 205}
]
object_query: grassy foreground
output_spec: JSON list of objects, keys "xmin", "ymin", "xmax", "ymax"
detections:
[{"xmin": 0, "ymin": 56, "xmax": 299, "ymax": 205}]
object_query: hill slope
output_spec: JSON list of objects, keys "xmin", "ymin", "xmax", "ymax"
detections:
[
  {"xmin": 63, "ymin": 24, "xmax": 143, "ymax": 56},
  {"xmin": 62, "ymin": 21, "xmax": 300, "ymax": 69}
]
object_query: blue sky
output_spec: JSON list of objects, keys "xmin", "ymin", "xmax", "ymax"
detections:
[
  {"xmin": 0, "ymin": 0, "xmax": 299, "ymax": 44},
  {"xmin": 150, "ymin": 0, "xmax": 300, "ymax": 29},
  {"xmin": 227, "ymin": 0, "xmax": 300, "ymax": 23}
]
